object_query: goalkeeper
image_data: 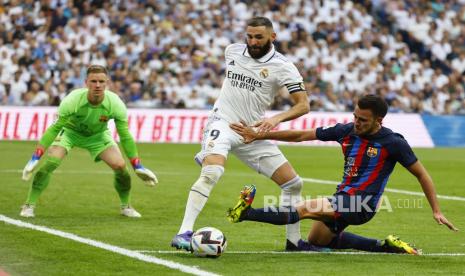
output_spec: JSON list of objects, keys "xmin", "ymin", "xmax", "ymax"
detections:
[{"xmin": 20, "ymin": 65, "xmax": 158, "ymax": 218}]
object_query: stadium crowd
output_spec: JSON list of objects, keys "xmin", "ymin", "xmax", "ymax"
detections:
[{"xmin": 0, "ymin": 0, "xmax": 464, "ymax": 114}]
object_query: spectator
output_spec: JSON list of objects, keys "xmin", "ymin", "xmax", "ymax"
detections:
[
  {"xmin": 0, "ymin": 0, "xmax": 462, "ymax": 114},
  {"xmin": 24, "ymin": 81, "xmax": 49, "ymax": 106},
  {"xmin": 9, "ymin": 70, "xmax": 28, "ymax": 105}
]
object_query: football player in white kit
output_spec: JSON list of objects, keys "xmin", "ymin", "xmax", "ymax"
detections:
[{"xmin": 171, "ymin": 17, "xmax": 311, "ymax": 251}]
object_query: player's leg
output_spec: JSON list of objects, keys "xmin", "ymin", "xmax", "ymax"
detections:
[
  {"xmin": 308, "ymin": 194, "xmax": 419, "ymax": 254},
  {"xmin": 235, "ymin": 197, "xmax": 334, "ymax": 224},
  {"xmin": 269, "ymin": 161, "xmax": 304, "ymax": 249},
  {"xmin": 172, "ymin": 155, "xmax": 225, "ymax": 250},
  {"xmin": 98, "ymin": 145, "xmax": 140, "ymax": 218},
  {"xmin": 235, "ymin": 142, "xmax": 304, "ymax": 249},
  {"xmin": 21, "ymin": 146, "xmax": 67, "ymax": 217},
  {"xmin": 313, "ymin": 226, "xmax": 419, "ymax": 254},
  {"xmin": 25, "ymin": 146, "xmax": 67, "ymax": 205},
  {"xmin": 305, "ymin": 193, "xmax": 384, "ymax": 251},
  {"xmin": 310, "ymin": 221, "xmax": 418, "ymax": 253},
  {"xmin": 227, "ymin": 190, "xmax": 333, "ymax": 251},
  {"xmin": 21, "ymin": 129, "xmax": 72, "ymax": 217},
  {"xmin": 177, "ymin": 154, "xmax": 225, "ymax": 233},
  {"xmin": 308, "ymin": 221, "xmax": 384, "ymax": 251},
  {"xmin": 172, "ymin": 119, "xmax": 229, "ymax": 250}
]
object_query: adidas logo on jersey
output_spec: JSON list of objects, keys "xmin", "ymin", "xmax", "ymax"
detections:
[{"xmin": 228, "ymin": 60, "xmax": 235, "ymax": 66}]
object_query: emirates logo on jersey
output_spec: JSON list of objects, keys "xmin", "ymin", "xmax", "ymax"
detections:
[
  {"xmin": 226, "ymin": 70, "xmax": 263, "ymax": 91},
  {"xmin": 260, "ymin": 68, "xmax": 269, "ymax": 78}
]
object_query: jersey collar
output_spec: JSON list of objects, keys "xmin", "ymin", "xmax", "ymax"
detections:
[
  {"xmin": 243, "ymin": 44, "xmax": 276, "ymax": 63},
  {"xmin": 84, "ymin": 89, "xmax": 110, "ymax": 110}
]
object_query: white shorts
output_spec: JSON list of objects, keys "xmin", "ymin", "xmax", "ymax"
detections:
[{"xmin": 195, "ymin": 115, "xmax": 288, "ymax": 178}]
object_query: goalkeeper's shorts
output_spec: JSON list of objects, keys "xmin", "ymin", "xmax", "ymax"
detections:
[{"xmin": 52, "ymin": 128, "xmax": 117, "ymax": 162}]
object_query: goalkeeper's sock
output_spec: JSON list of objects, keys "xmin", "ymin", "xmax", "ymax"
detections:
[
  {"xmin": 326, "ymin": 232, "xmax": 385, "ymax": 252},
  {"xmin": 243, "ymin": 206, "xmax": 300, "ymax": 225},
  {"xmin": 114, "ymin": 168, "xmax": 131, "ymax": 206},
  {"xmin": 26, "ymin": 156, "xmax": 62, "ymax": 205}
]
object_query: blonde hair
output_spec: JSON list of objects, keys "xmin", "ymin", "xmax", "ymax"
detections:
[{"xmin": 86, "ymin": 65, "xmax": 108, "ymax": 76}]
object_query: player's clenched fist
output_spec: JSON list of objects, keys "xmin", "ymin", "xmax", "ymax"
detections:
[{"xmin": 130, "ymin": 157, "xmax": 158, "ymax": 187}]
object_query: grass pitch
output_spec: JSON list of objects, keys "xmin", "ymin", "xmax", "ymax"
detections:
[{"xmin": 1, "ymin": 141, "xmax": 464, "ymax": 275}]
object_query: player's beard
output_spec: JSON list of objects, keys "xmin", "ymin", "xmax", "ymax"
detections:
[{"xmin": 247, "ymin": 39, "xmax": 272, "ymax": 59}]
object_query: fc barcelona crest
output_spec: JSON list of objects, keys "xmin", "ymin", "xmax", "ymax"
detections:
[
  {"xmin": 367, "ymin": 147, "xmax": 378, "ymax": 157},
  {"xmin": 260, "ymin": 68, "xmax": 269, "ymax": 78},
  {"xmin": 99, "ymin": 115, "xmax": 109, "ymax": 122}
]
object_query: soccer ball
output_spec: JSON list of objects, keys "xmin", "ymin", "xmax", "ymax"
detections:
[{"xmin": 191, "ymin": 227, "xmax": 227, "ymax": 258}]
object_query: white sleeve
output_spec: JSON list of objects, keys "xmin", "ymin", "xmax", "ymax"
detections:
[
  {"xmin": 224, "ymin": 44, "xmax": 237, "ymax": 60},
  {"xmin": 277, "ymin": 62, "xmax": 305, "ymax": 93}
]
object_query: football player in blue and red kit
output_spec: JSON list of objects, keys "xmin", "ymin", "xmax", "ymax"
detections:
[{"xmin": 228, "ymin": 94, "xmax": 457, "ymax": 254}]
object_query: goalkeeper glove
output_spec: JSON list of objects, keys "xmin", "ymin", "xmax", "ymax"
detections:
[
  {"xmin": 130, "ymin": 157, "xmax": 158, "ymax": 187},
  {"xmin": 22, "ymin": 147, "xmax": 44, "ymax": 181}
]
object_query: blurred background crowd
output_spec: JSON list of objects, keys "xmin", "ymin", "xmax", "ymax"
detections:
[{"xmin": 0, "ymin": 0, "xmax": 464, "ymax": 114}]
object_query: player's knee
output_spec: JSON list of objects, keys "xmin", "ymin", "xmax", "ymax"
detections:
[
  {"xmin": 40, "ymin": 156, "xmax": 62, "ymax": 173},
  {"xmin": 280, "ymin": 175, "xmax": 303, "ymax": 193},
  {"xmin": 200, "ymin": 165, "xmax": 224, "ymax": 185},
  {"xmin": 111, "ymin": 161, "xmax": 127, "ymax": 171},
  {"xmin": 280, "ymin": 176, "xmax": 303, "ymax": 208},
  {"xmin": 309, "ymin": 235, "xmax": 334, "ymax": 247},
  {"xmin": 191, "ymin": 165, "xmax": 225, "ymax": 197},
  {"xmin": 321, "ymin": 234, "xmax": 341, "ymax": 248}
]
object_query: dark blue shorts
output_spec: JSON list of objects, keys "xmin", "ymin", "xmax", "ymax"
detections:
[{"xmin": 324, "ymin": 192, "xmax": 377, "ymax": 233}]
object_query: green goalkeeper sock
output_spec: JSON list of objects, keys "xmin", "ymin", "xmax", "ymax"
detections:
[
  {"xmin": 26, "ymin": 156, "xmax": 62, "ymax": 205},
  {"xmin": 114, "ymin": 168, "xmax": 131, "ymax": 207}
]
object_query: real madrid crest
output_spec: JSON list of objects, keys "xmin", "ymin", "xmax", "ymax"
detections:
[
  {"xmin": 260, "ymin": 68, "xmax": 269, "ymax": 78},
  {"xmin": 366, "ymin": 147, "xmax": 378, "ymax": 157}
]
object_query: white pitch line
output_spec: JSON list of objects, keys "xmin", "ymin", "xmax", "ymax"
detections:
[
  {"xmin": 0, "ymin": 215, "xmax": 219, "ymax": 276},
  {"xmin": 137, "ymin": 250, "xmax": 465, "ymax": 257},
  {"xmin": 301, "ymin": 177, "xmax": 465, "ymax": 202},
  {"xmin": 2, "ymin": 169, "xmax": 465, "ymax": 201},
  {"xmin": 386, "ymin": 188, "xmax": 465, "ymax": 201}
]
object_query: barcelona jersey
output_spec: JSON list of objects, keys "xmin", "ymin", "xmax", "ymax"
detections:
[
  {"xmin": 38, "ymin": 88, "xmax": 138, "ymax": 158},
  {"xmin": 316, "ymin": 123, "xmax": 418, "ymax": 206}
]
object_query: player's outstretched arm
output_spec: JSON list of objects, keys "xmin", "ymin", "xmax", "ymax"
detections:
[
  {"xmin": 115, "ymin": 120, "xmax": 159, "ymax": 187},
  {"xmin": 254, "ymin": 91, "xmax": 309, "ymax": 134},
  {"xmin": 230, "ymin": 121, "xmax": 317, "ymax": 144},
  {"xmin": 112, "ymin": 96, "xmax": 159, "ymax": 186},
  {"xmin": 407, "ymin": 160, "xmax": 458, "ymax": 231}
]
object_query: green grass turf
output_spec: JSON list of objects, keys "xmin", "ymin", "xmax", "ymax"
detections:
[{"xmin": 1, "ymin": 141, "xmax": 464, "ymax": 275}]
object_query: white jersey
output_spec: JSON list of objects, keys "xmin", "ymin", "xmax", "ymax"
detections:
[{"xmin": 213, "ymin": 43, "xmax": 305, "ymax": 124}]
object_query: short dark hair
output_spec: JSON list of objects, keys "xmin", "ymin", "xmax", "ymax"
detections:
[
  {"xmin": 86, "ymin": 65, "xmax": 108, "ymax": 76},
  {"xmin": 246, "ymin": 17, "xmax": 273, "ymax": 29},
  {"xmin": 357, "ymin": 94, "xmax": 388, "ymax": 118}
]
